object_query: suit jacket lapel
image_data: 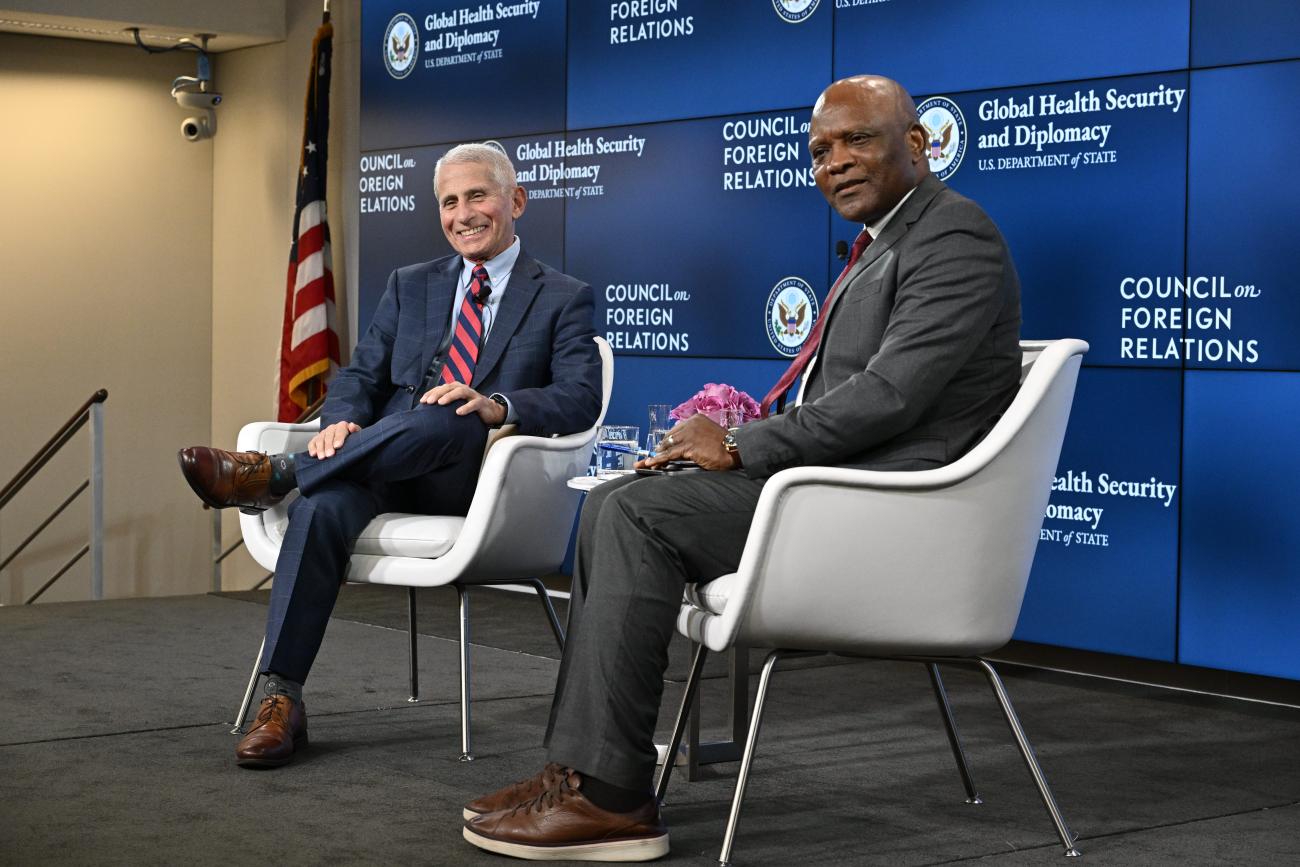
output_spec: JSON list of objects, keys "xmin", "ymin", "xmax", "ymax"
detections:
[
  {"xmin": 420, "ymin": 258, "xmax": 459, "ymax": 381},
  {"xmin": 820, "ymin": 175, "xmax": 945, "ymax": 324},
  {"xmin": 472, "ymin": 253, "xmax": 541, "ymax": 388}
]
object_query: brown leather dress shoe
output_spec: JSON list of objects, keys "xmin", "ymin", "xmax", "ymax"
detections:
[
  {"xmin": 235, "ymin": 695, "xmax": 307, "ymax": 768},
  {"xmin": 463, "ymin": 770, "xmax": 668, "ymax": 861},
  {"xmin": 178, "ymin": 447, "xmax": 283, "ymax": 514},
  {"xmin": 463, "ymin": 762, "xmax": 568, "ymax": 821}
]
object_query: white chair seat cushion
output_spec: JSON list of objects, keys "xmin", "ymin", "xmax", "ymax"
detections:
[
  {"xmin": 686, "ymin": 573, "xmax": 737, "ymax": 615},
  {"xmin": 267, "ymin": 505, "xmax": 462, "ymax": 559},
  {"xmin": 351, "ymin": 512, "xmax": 464, "ymax": 558}
]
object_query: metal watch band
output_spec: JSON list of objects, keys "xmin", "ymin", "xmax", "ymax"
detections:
[{"xmin": 723, "ymin": 427, "xmax": 740, "ymax": 453}]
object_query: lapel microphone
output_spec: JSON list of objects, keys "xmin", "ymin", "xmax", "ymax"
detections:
[
  {"xmin": 835, "ymin": 240, "xmax": 848, "ymax": 261},
  {"xmin": 476, "ymin": 282, "xmax": 493, "ymax": 334}
]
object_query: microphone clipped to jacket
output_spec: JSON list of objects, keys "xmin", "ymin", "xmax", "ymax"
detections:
[{"xmin": 835, "ymin": 239, "xmax": 848, "ymax": 261}]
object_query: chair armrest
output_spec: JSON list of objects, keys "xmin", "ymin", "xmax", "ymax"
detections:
[
  {"xmin": 235, "ymin": 419, "xmax": 322, "ymax": 572},
  {"xmin": 440, "ymin": 424, "xmax": 598, "ymax": 582},
  {"xmin": 686, "ymin": 340, "xmax": 1087, "ymax": 655},
  {"xmin": 686, "ymin": 464, "xmax": 1044, "ymax": 655},
  {"xmin": 236, "ymin": 419, "xmax": 322, "ymax": 455}
]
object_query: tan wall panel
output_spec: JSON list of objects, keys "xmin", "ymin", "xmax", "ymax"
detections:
[{"xmin": 0, "ymin": 32, "xmax": 212, "ymax": 603}]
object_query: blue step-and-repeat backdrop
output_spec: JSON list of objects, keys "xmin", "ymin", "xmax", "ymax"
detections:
[{"xmin": 358, "ymin": 0, "xmax": 1300, "ymax": 681}]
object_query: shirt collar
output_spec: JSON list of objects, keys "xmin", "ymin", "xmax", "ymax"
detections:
[
  {"xmin": 865, "ymin": 185, "xmax": 918, "ymax": 240},
  {"xmin": 461, "ymin": 235, "xmax": 521, "ymax": 290}
]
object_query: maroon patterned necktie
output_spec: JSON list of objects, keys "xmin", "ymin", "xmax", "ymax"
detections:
[
  {"xmin": 440, "ymin": 264, "xmax": 490, "ymax": 385},
  {"xmin": 759, "ymin": 230, "xmax": 873, "ymax": 418}
]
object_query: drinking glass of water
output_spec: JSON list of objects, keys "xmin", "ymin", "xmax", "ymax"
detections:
[
  {"xmin": 645, "ymin": 404, "xmax": 674, "ymax": 454},
  {"xmin": 593, "ymin": 424, "xmax": 641, "ymax": 473}
]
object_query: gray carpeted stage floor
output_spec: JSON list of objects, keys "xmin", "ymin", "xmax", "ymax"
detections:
[{"xmin": 2, "ymin": 587, "xmax": 1299, "ymax": 865}]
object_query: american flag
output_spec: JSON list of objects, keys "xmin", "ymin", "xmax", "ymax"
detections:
[{"xmin": 277, "ymin": 11, "xmax": 340, "ymax": 421}]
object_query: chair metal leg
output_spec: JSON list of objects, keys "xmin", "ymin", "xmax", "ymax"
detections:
[
  {"xmin": 526, "ymin": 578, "xmax": 566, "ymax": 651},
  {"xmin": 407, "ymin": 587, "xmax": 420, "ymax": 702},
  {"xmin": 231, "ymin": 637, "xmax": 265, "ymax": 734},
  {"xmin": 974, "ymin": 659, "xmax": 1080, "ymax": 857},
  {"xmin": 718, "ymin": 649, "xmax": 783, "ymax": 867},
  {"xmin": 926, "ymin": 663, "xmax": 982, "ymax": 804},
  {"xmin": 654, "ymin": 643, "xmax": 709, "ymax": 804},
  {"xmin": 656, "ymin": 644, "xmax": 750, "ymax": 778},
  {"xmin": 456, "ymin": 585, "xmax": 474, "ymax": 762}
]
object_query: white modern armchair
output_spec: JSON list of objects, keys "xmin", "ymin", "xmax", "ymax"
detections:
[
  {"xmin": 232, "ymin": 336, "xmax": 613, "ymax": 761},
  {"xmin": 655, "ymin": 339, "xmax": 1088, "ymax": 864}
]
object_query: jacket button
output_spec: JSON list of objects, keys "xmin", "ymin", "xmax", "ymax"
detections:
[{"xmin": 406, "ymin": 385, "xmax": 415, "ymax": 393}]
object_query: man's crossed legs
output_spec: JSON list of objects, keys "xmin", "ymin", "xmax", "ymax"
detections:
[{"xmin": 179, "ymin": 404, "xmax": 488, "ymax": 767}]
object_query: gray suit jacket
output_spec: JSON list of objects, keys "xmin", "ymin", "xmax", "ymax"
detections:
[{"xmin": 736, "ymin": 175, "xmax": 1022, "ymax": 479}]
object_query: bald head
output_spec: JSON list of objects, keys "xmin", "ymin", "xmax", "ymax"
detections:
[
  {"xmin": 809, "ymin": 75, "xmax": 929, "ymax": 224},
  {"xmin": 821, "ymin": 76, "xmax": 919, "ymax": 125}
]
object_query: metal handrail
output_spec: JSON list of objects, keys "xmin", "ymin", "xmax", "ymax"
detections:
[
  {"xmin": 25, "ymin": 546, "xmax": 89, "ymax": 605},
  {"xmin": 210, "ymin": 394, "xmax": 326, "ymax": 592},
  {"xmin": 0, "ymin": 481, "xmax": 88, "ymax": 572},
  {"xmin": 0, "ymin": 389, "xmax": 107, "ymax": 509},
  {"xmin": 0, "ymin": 390, "xmax": 107, "ymax": 603}
]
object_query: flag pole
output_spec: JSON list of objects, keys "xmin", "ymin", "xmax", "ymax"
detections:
[
  {"xmin": 277, "ymin": 0, "xmax": 339, "ymax": 420},
  {"xmin": 307, "ymin": 0, "xmax": 329, "ymax": 406}
]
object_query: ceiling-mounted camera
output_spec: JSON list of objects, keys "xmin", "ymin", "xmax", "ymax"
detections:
[
  {"xmin": 128, "ymin": 28, "xmax": 222, "ymax": 142},
  {"xmin": 174, "ymin": 90, "xmax": 222, "ymax": 110},
  {"xmin": 178, "ymin": 111, "xmax": 216, "ymax": 141},
  {"xmin": 173, "ymin": 83, "xmax": 220, "ymax": 141}
]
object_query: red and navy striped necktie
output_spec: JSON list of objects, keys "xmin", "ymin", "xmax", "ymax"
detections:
[
  {"xmin": 440, "ymin": 264, "xmax": 490, "ymax": 385},
  {"xmin": 759, "ymin": 229, "xmax": 872, "ymax": 418}
]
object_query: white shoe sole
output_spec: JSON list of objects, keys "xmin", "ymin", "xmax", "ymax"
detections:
[
  {"xmin": 462, "ymin": 826, "xmax": 669, "ymax": 861},
  {"xmin": 462, "ymin": 807, "xmax": 478, "ymax": 821}
]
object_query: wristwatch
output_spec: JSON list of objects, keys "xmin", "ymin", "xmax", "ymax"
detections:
[
  {"xmin": 488, "ymin": 392, "xmax": 509, "ymax": 424},
  {"xmin": 722, "ymin": 427, "xmax": 740, "ymax": 454}
]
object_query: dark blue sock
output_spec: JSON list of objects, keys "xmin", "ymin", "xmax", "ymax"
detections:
[{"xmin": 269, "ymin": 453, "xmax": 297, "ymax": 496}]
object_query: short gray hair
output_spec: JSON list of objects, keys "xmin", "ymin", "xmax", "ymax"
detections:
[{"xmin": 434, "ymin": 143, "xmax": 517, "ymax": 196}]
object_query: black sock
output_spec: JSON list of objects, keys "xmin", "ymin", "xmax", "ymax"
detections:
[
  {"xmin": 268, "ymin": 453, "xmax": 297, "ymax": 496},
  {"xmin": 577, "ymin": 772, "xmax": 652, "ymax": 813}
]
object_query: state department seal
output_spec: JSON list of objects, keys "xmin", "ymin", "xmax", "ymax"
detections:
[
  {"xmin": 766, "ymin": 276, "xmax": 819, "ymax": 357},
  {"xmin": 481, "ymin": 140, "xmax": 509, "ymax": 157},
  {"xmin": 772, "ymin": 0, "xmax": 820, "ymax": 24},
  {"xmin": 383, "ymin": 13, "xmax": 419, "ymax": 80},
  {"xmin": 917, "ymin": 96, "xmax": 967, "ymax": 180}
]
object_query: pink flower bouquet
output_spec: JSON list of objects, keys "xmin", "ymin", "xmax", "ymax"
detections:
[{"xmin": 670, "ymin": 382, "xmax": 762, "ymax": 428}]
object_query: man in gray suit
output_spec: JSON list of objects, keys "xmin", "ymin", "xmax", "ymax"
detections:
[{"xmin": 462, "ymin": 75, "xmax": 1022, "ymax": 861}]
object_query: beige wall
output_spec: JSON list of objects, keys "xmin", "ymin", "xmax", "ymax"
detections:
[
  {"xmin": 0, "ymin": 32, "xmax": 214, "ymax": 603},
  {"xmin": 0, "ymin": 0, "xmax": 361, "ymax": 601}
]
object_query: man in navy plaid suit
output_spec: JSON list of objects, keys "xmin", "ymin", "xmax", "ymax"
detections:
[{"xmin": 178, "ymin": 143, "xmax": 602, "ymax": 769}]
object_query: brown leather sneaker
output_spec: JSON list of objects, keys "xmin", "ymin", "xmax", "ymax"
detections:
[
  {"xmin": 463, "ymin": 762, "xmax": 568, "ymax": 821},
  {"xmin": 235, "ymin": 695, "xmax": 307, "ymax": 768},
  {"xmin": 463, "ymin": 770, "xmax": 668, "ymax": 861},
  {"xmin": 178, "ymin": 447, "xmax": 283, "ymax": 514}
]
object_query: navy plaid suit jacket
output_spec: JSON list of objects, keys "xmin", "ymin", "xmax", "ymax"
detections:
[{"xmin": 321, "ymin": 251, "xmax": 602, "ymax": 437}]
